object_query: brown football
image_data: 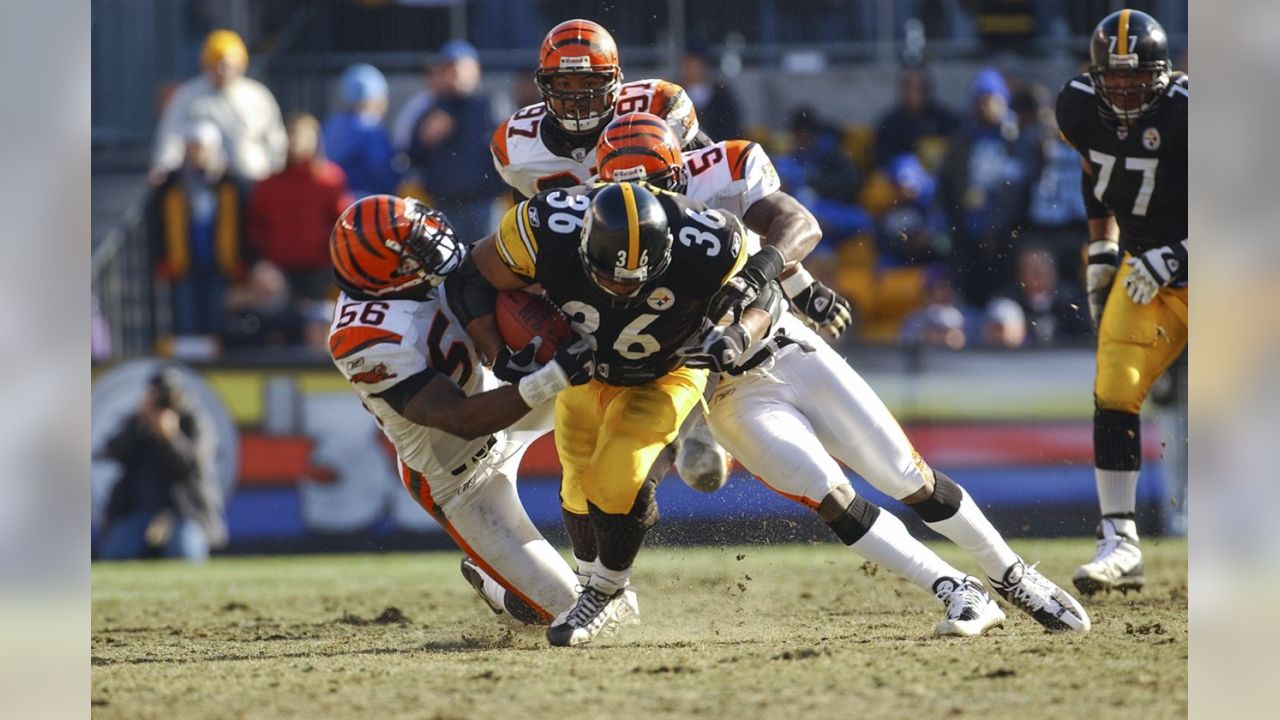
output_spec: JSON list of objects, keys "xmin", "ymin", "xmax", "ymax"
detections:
[{"xmin": 495, "ymin": 290, "xmax": 572, "ymax": 364}]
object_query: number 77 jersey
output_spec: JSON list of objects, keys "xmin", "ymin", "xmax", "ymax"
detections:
[
  {"xmin": 1056, "ymin": 72, "xmax": 1187, "ymax": 256},
  {"xmin": 495, "ymin": 184, "xmax": 747, "ymax": 386}
]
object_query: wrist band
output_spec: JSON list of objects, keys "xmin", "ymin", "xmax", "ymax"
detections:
[
  {"xmin": 517, "ymin": 362, "xmax": 569, "ymax": 407},
  {"xmin": 780, "ymin": 266, "xmax": 816, "ymax": 297}
]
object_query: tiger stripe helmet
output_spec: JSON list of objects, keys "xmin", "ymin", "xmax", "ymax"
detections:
[
  {"xmin": 330, "ymin": 195, "xmax": 463, "ymax": 298},
  {"xmin": 536, "ymin": 19, "xmax": 622, "ymax": 134},
  {"xmin": 596, "ymin": 112, "xmax": 688, "ymax": 194}
]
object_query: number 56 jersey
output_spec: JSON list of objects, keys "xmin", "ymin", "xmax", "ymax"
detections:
[
  {"xmin": 1056, "ymin": 72, "xmax": 1187, "ymax": 256},
  {"xmin": 327, "ymin": 287, "xmax": 501, "ymax": 477},
  {"xmin": 495, "ymin": 184, "xmax": 746, "ymax": 386}
]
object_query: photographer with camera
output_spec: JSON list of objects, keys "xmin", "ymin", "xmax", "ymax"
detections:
[{"xmin": 96, "ymin": 367, "xmax": 227, "ymax": 561}]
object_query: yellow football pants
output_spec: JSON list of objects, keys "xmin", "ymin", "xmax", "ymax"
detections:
[
  {"xmin": 1095, "ymin": 257, "xmax": 1189, "ymax": 414},
  {"xmin": 555, "ymin": 367, "xmax": 708, "ymax": 515}
]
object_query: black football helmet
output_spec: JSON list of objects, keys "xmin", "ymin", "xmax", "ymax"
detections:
[
  {"xmin": 579, "ymin": 182, "xmax": 672, "ymax": 307},
  {"xmin": 1088, "ymin": 9, "xmax": 1172, "ymax": 127}
]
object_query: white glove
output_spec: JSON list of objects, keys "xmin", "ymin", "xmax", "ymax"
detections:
[
  {"xmin": 1085, "ymin": 240, "xmax": 1120, "ymax": 327},
  {"xmin": 1124, "ymin": 241, "xmax": 1188, "ymax": 305}
]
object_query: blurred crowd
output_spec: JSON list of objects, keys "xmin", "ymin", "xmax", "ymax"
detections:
[{"xmin": 139, "ymin": 27, "xmax": 1099, "ymax": 359}]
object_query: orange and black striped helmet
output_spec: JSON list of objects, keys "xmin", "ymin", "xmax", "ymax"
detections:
[
  {"xmin": 536, "ymin": 19, "xmax": 622, "ymax": 133},
  {"xmin": 596, "ymin": 112, "xmax": 687, "ymax": 194},
  {"xmin": 330, "ymin": 195, "xmax": 462, "ymax": 298}
]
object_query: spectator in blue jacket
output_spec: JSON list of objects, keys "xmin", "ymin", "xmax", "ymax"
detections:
[
  {"xmin": 405, "ymin": 40, "xmax": 504, "ymax": 241},
  {"xmin": 322, "ymin": 63, "xmax": 401, "ymax": 200}
]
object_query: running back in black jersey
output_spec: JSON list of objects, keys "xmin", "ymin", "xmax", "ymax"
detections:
[
  {"xmin": 1056, "ymin": 72, "xmax": 1188, "ymax": 255},
  {"xmin": 493, "ymin": 183, "xmax": 746, "ymax": 385}
]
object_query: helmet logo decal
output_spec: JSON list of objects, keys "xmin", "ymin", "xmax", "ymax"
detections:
[
  {"xmin": 558, "ymin": 56, "xmax": 591, "ymax": 70},
  {"xmin": 1142, "ymin": 127, "xmax": 1161, "ymax": 151},
  {"xmin": 647, "ymin": 287, "xmax": 674, "ymax": 311},
  {"xmin": 612, "ymin": 165, "xmax": 648, "ymax": 182}
]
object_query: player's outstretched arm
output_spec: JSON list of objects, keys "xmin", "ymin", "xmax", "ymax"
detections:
[
  {"xmin": 742, "ymin": 191, "xmax": 822, "ymax": 270},
  {"xmin": 379, "ymin": 339, "xmax": 594, "ymax": 440}
]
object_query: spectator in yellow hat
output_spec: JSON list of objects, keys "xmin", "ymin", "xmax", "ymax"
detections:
[{"xmin": 149, "ymin": 29, "xmax": 287, "ymax": 186}]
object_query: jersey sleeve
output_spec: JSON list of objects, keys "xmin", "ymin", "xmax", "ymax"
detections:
[
  {"xmin": 725, "ymin": 140, "xmax": 781, "ymax": 209},
  {"xmin": 1054, "ymin": 74, "xmax": 1094, "ymax": 153},
  {"xmin": 490, "ymin": 121, "xmax": 511, "ymax": 168},
  {"xmin": 717, "ymin": 212, "xmax": 749, "ymax": 285},
  {"xmin": 330, "ymin": 323, "xmax": 428, "ymax": 397},
  {"xmin": 493, "ymin": 201, "xmax": 540, "ymax": 283},
  {"xmin": 652, "ymin": 80, "xmax": 701, "ymax": 148}
]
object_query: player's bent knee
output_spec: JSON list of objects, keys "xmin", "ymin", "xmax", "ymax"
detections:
[{"xmin": 907, "ymin": 470, "xmax": 963, "ymax": 522}]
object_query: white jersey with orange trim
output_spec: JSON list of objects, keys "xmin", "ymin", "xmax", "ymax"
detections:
[
  {"xmin": 327, "ymin": 287, "xmax": 501, "ymax": 478},
  {"xmin": 491, "ymin": 79, "xmax": 700, "ymax": 199},
  {"xmin": 681, "ymin": 139, "xmax": 781, "ymax": 229},
  {"xmin": 327, "ymin": 285, "xmax": 576, "ymax": 623}
]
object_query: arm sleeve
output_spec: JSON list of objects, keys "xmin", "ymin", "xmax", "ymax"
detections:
[
  {"xmin": 443, "ymin": 253, "xmax": 498, "ymax": 328},
  {"xmin": 653, "ymin": 81, "xmax": 701, "ymax": 148},
  {"xmin": 331, "ymin": 329, "xmax": 428, "ymax": 396},
  {"xmin": 1080, "ymin": 165, "xmax": 1113, "ymax": 219},
  {"xmin": 731, "ymin": 142, "xmax": 782, "ymax": 209}
]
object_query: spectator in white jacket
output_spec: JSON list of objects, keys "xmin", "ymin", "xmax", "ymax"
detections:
[{"xmin": 149, "ymin": 29, "xmax": 287, "ymax": 186}]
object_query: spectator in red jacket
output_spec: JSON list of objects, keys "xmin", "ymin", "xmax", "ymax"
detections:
[{"xmin": 249, "ymin": 113, "xmax": 352, "ymax": 300}]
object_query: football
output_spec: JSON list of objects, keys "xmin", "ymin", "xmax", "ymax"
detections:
[{"xmin": 495, "ymin": 290, "xmax": 572, "ymax": 364}]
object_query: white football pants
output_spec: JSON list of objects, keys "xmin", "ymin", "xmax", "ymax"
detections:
[
  {"xmin": 706, "ymin": 320, "xmax": 930, "ymax": 506},
  {"xmin": 398, "ymin": 434, "xmax": 577, "ymax": 622}
]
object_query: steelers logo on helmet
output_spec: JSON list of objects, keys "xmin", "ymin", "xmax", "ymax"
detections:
[
  {"xmin": 1087, "ymin": 9, "xmax": 1172, "ymax": 128},
  {"xmin": 596, "ymin": 112, "xmax": 688, "ymax": 194},
  {"xmin": 536, "ymin": 19, "xmax": 623, "ymax": 134},
  {"xmin": 578, "ymin": 183, "xmax": 673, "ymax": 308},
  {"xmin": 330, "ymin": 195, "xmax": 464, "ymax": 298}
]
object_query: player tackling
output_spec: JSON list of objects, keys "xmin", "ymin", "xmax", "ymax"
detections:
[
  {"xmin": 326, "ymin": 194, "xmax": 596, "ymax": 625},
  {"xmin": 601, "ymin": 114, "xmax": 1091, "ymax": 634}
]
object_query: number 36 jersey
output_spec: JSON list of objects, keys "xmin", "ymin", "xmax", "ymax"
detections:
[
  {"xmin": 495, "ymin": 184, "xmax": 746, "ymax": 386},
  {"xmin": 327, "ymin": 286, "xmax": 501, "ymax": 477},
  {"xmin": 1056, "ymin": 72, "xmax": 1188, "ymax": 255}
]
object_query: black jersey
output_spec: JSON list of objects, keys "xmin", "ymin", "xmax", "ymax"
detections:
[
  {"xmin": 494, "ymin": 183, "xmax": 746, "ymax": 385},
  {"xmin": 1056, "ymin": 73, "xmax": 1188, "ymax": 255}
]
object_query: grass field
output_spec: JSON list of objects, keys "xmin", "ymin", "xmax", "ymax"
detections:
[{"xmin": 92, "ymin": 538, "xmax": 1186, "ymax": 720}]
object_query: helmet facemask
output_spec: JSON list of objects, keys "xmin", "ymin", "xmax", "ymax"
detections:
[
  {"xmin": 392, "ymin": 200, "xmax": 464, "ymax": 292},
  {"xmin": 577, "ymin": 209, "xmax": 672, "ymax": 308},
  {"xmin": 537, "ymin": 70, "xmax": 621, "ymax": 134},
  {"xmin": 1090, "ymin": 64, "xmax": 1170, "ymax": 127}
]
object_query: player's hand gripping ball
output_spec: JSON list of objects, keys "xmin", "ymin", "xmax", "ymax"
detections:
[{"xmin": 495, "ymin": 290, "xmax": 573, "ymax": 365}]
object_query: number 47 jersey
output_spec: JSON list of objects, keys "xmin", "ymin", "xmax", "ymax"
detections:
[
  {"xmin": 1056, "ymin": 72, "xmax": 1187, "ymax": 257},
  {"xmin": 495, "ymin": 184, "xmax": 747, "ymax": 386}
]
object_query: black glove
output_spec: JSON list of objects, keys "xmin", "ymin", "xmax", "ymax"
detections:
[
  {"xmin": 493, "ymin": 338, "xmax": 543, "ymax": 384},
  {"xmin": 706, "ymin": 246, "xmax": 786, "ymax": 324},
  {"xmin": 788, "ymin": 280, "xmax": 853, "ymax": 338},
  {"xmin": 677, "ymin": 323, "xmax": 751, "ymax": 374},
  {"xmin": 549, "ymin": 334, "xmax": 595, "ymax": 386}
]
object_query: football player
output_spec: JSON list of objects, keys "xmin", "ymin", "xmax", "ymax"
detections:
[
  {"xmin": 596, "ymin": 112, "xmax": 853, "ymax": 339},
  {"xmin": 491, "ymin": 19, "xmax": 707, "ymax": 202},
  {"xmin": 604, "ymin": 117, "xmax": 1090, "ymax": 634},
  {"xmin": 1056, "ymin": 9, "xmax": 1187, "ymax": 595},
  {"xmin": 446, "ymin": 181, "xmax": 808, "ymax": 646},
  {"xmin": 490, "ymin": 18, "xmax": 729, "ymax": 498},
  {"xmin": 327, "ymin": 194, "xmax": 599, "ymax": 627}
]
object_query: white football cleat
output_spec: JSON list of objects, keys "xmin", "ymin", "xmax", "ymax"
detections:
[
  {"xmin": 990, "ymin": 559, "xmax": 1091, "ymax": 633},
  {"xmin": 547, "ymin": 580, "xmax": 633, "ymax": 647},
  {"xmin": 676, "ymin": 417, "xmax": 730, "ymax": 493},
  {"xmin": 1073, "ymin": 519, "xmax": 1146, "ymax": 595},
  {"xmin": 460, "ymin": 556, "xmax": 543, "ymax": 625},
  {"xmin": 933, "ymin": 576, "xmax": 1005, "ymax": 637}
]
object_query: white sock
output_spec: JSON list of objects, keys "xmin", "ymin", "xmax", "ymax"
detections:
[
  {"xmin": 850, "ymin": 509, "xmax": 965, "ymax": 592},
  {"xmin": 591, "ymin": 564, "xmax": 631, "ymax": 594},
  {"xmin": 575, "ymin": 556, "xmax": 599, "ymax": 583},
  {"xmin": 1103, "ymin": 516, "xmax": 1139, "ymax": 541},
  {"xmin": 925, "ymin": 488, "xmax": 1019, "ymax": 580},
  {"xmin": 1096, "ymin": 468, "xmax": 1140, "ymax": 519}
]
